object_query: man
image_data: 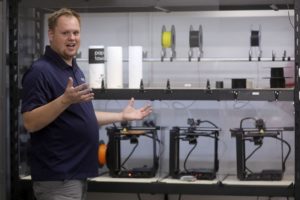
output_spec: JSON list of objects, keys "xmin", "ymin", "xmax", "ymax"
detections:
[{"xmin": 21, "ymin": 8, "xmax": 152, "ymax": 200}]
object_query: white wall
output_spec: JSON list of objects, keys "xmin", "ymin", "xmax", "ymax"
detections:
[
  {"xmin": 44, "ymin": 10, "xmax": 294, "ymax": 89},
  {"xmin": 73, "ymin": 10, "xmax": 294, "ymax": 89},
  {"xmin": 43, "ymin": 10, "xmax": 295, "ymax": 200}
]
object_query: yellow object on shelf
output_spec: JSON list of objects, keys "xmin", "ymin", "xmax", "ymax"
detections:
[{"xmin": 162, "ymin": 31, "xmax": 172, "ymax": 48}]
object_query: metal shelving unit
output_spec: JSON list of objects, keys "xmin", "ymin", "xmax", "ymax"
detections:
[
  {"xmin": 294, "ymin": 1, "xmax": 300, "ymax": 200},
  {"xmin": 6, "ymin": 0, "xmax": 299, "ymax": 199},
  {"xmin": 0, "ymin": 1, "xmax": 10, "ymax": 200}
]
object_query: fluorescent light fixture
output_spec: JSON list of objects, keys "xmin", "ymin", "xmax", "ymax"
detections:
[
  {"xmin": 154, "ymin": 6, "xmax": 170, "ymax": 13},
  {"xmin": 270, "ymin": 4, "xmax": 279, "ymax": 11}
]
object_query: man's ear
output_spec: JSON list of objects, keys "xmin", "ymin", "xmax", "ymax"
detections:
[{"xmin": 48, "ymin": 29, "xmax": 53, "ymax": 42}]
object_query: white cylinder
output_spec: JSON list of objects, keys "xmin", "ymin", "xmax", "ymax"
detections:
[
  {"xmin": 106, "ymin": 46, "xmax": 123, "ymax": 88},
  {"xmin": 128, "ymin": 46, "xmax": 143, "ymax": 89},
  {"xmin": 88, "ymin": 45, "xmax": 105, "ymax": 88}
]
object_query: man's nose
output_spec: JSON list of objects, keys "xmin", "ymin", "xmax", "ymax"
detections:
[{"xmin": 68, "ymin": 33, "xmax": 76, "ymax": 39}]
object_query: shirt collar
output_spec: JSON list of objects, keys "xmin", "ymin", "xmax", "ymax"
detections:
[{"xmin": 44, "ymin": 45, "xmax": 78, "ymax": 70}]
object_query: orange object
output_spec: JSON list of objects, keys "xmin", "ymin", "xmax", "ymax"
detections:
[
  {"xmin": 98, "ymin": 141, "xmax": 107, "ymax": 167},
  {"xmin": 120, "ymin": 130, "xmax": 146, "ymax": 135}
]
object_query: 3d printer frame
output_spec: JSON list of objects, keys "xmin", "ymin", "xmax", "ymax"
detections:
[
  {"xmin": 106, "ymin": 126, "xmax": 159, "ymax": 178},
  {"xmin": 230, "ymin": 127, "xmax": 291, "ymax": 181},
  {"xmin": 169, "ymin": 126, "xmax": 220, "ymax": 180}
]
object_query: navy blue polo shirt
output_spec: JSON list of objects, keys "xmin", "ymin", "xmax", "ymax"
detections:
[{"xmin": 21, "ymin": 46, "xmax": 99, "ymax": 181}]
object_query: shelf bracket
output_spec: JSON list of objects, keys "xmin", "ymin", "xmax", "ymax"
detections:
[
  {"xmin": 274, "ymin": 90, "xmax": 280, "ymax": 101},
  {"xmin": 100, "ymin": 79, "xmax": 106, "ymax": 93},
  {"xmin": 139, "ymin": 79, "xmax": 145, "ymax": 93},
  {"xmin": 165, "ymin": 79, "xmax": 173, "ymax": 94},
  {"xmin": 206, "ymin": 80, "xmax": 212, "ymax": 94},
  {"xmin": 282, "ymin": 50, "xmax": 287, "ymax": 61},
  {"xmin": 233, "ymin": 90, "xmax": 239, "ymax": 100},
  {"xmin": 272, "ymin": 50, "xmax": 276, "ymax": 61}
]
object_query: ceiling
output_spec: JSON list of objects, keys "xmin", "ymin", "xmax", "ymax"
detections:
[{"xmin": 18, "ymin": 0, "xmax": 295, "ymax": 12}]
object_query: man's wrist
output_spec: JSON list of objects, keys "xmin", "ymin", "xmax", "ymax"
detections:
[
  {"xmin": 120, "ymin": 112, "xmax": 125, "ymax": 122},
  {"xmin": 60, "ymin": 94, "xmax": 71, "ymax": 106}
]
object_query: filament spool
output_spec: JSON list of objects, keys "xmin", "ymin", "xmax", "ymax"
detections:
[
  {"xmin": 161, "ymin": 25, "xmax": 169, "ymax": 48},
  {"xmin": 162, "ymin": 31, "xmax": 172, "ymax": 48},
  {"xmin": 189, "ymin": 25, "xmax": 203, "ymax": 59},
  {"xmin": 189, "ymin": 30, "xmax": 199, "ymax": 47},
  {"xmin": 189, "ymin": 25, "xmax": 203, "ymax": 49},
  {"xmin": 98, "ymin": 140, "xmax": 107, "ymax": 167},
  {"xmin": 170, "ymin": 25, "xmax": 176, "ymax": 51},
  {"xmin": 251, "ymin": 30, "xmax": 260, "ymax": 47},
  {"xmin": 161, "ymin": 25, "xmax": 176, "ymax": 49},
  {"xmin": 198, "ymin": 25, "xmax": 203, "ymax": 55},
  {"xmin": 249, "ymin": 25, "xmax": 262, "ymax": 58}
]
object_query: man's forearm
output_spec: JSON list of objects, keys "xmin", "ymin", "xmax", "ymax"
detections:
[
  {"xmin": 22, "ymin": 95, "xmax": 70, "ymax": 132},
  {"xmin": 95, "ymin": 111, "xmax": 124, "ymax": 126}
]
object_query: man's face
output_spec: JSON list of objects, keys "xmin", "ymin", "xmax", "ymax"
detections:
[{"xmin": 48, "ymin": 15, "xmax": 80, "ymax": 65}]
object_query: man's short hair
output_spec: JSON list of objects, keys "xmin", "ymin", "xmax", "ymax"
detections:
[{"xmin": 48, "ymin": 8, "xmax": 81, "ymax": 30}]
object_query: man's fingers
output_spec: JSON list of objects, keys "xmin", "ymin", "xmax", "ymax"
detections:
[
  {"xmin": 78, "ymin": 88, "xmax": 93, "ymax": 96},
  {"xmin": 67, "ymin": 77, "xmax": 74, "ymax": 88},
  {"xmin": 141, "ymin": 104, "xmax": 152, "ymax": 112},
  {"xmin": 128, "ymin": 97, "xmax": 134, "ymax": 106},
  {"xmin": 80, "ymin": 92, "xmax": 94, "ymax": 101},
  {"xmin": 74, "ymin": 83, "xmax": 89, "ymax": 92}
]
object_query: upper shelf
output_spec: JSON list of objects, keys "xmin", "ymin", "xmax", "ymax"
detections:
[
  {"xmin": 93, "ymin": 88, "xmax": 294, "ymax": 101},
  {"xmin": 77, "ymin": 57, "xmax": 295, "ymax": 63}
]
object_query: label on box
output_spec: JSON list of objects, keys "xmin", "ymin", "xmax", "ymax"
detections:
[{"xmin": 89, "ymin": 48, "xmax": 105, "ymax": 64}]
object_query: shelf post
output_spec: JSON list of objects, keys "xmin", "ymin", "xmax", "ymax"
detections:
[{"xmin": 294, "ymin": 0, "xmax": 300, "ymax": 199}]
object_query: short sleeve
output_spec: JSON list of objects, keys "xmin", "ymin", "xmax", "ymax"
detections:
[{"xmin": 21, "ymin": 65, "xmax": 53, "ymax": 113}]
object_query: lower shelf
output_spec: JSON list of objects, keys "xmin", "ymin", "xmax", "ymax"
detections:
[{"xmin": 19, "ymin": 175, "xmax": 294, "ymax": 197}]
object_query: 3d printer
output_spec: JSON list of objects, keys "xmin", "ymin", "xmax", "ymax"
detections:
[
  {"xmin": 104, "ymin": 122, "xmax": 160, "ymax": 178},
  {"xmin": 230, "ymin": 117, "xmax": 292, "ymax": 181},
  {"xmin": 169, "ymin": 118, "xmax": 220, "ymax": 180}
]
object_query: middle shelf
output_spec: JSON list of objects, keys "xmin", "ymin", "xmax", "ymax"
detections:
[{"xmin": 93, "ymin": 88, "xmax": 294, "ymax": 101}]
